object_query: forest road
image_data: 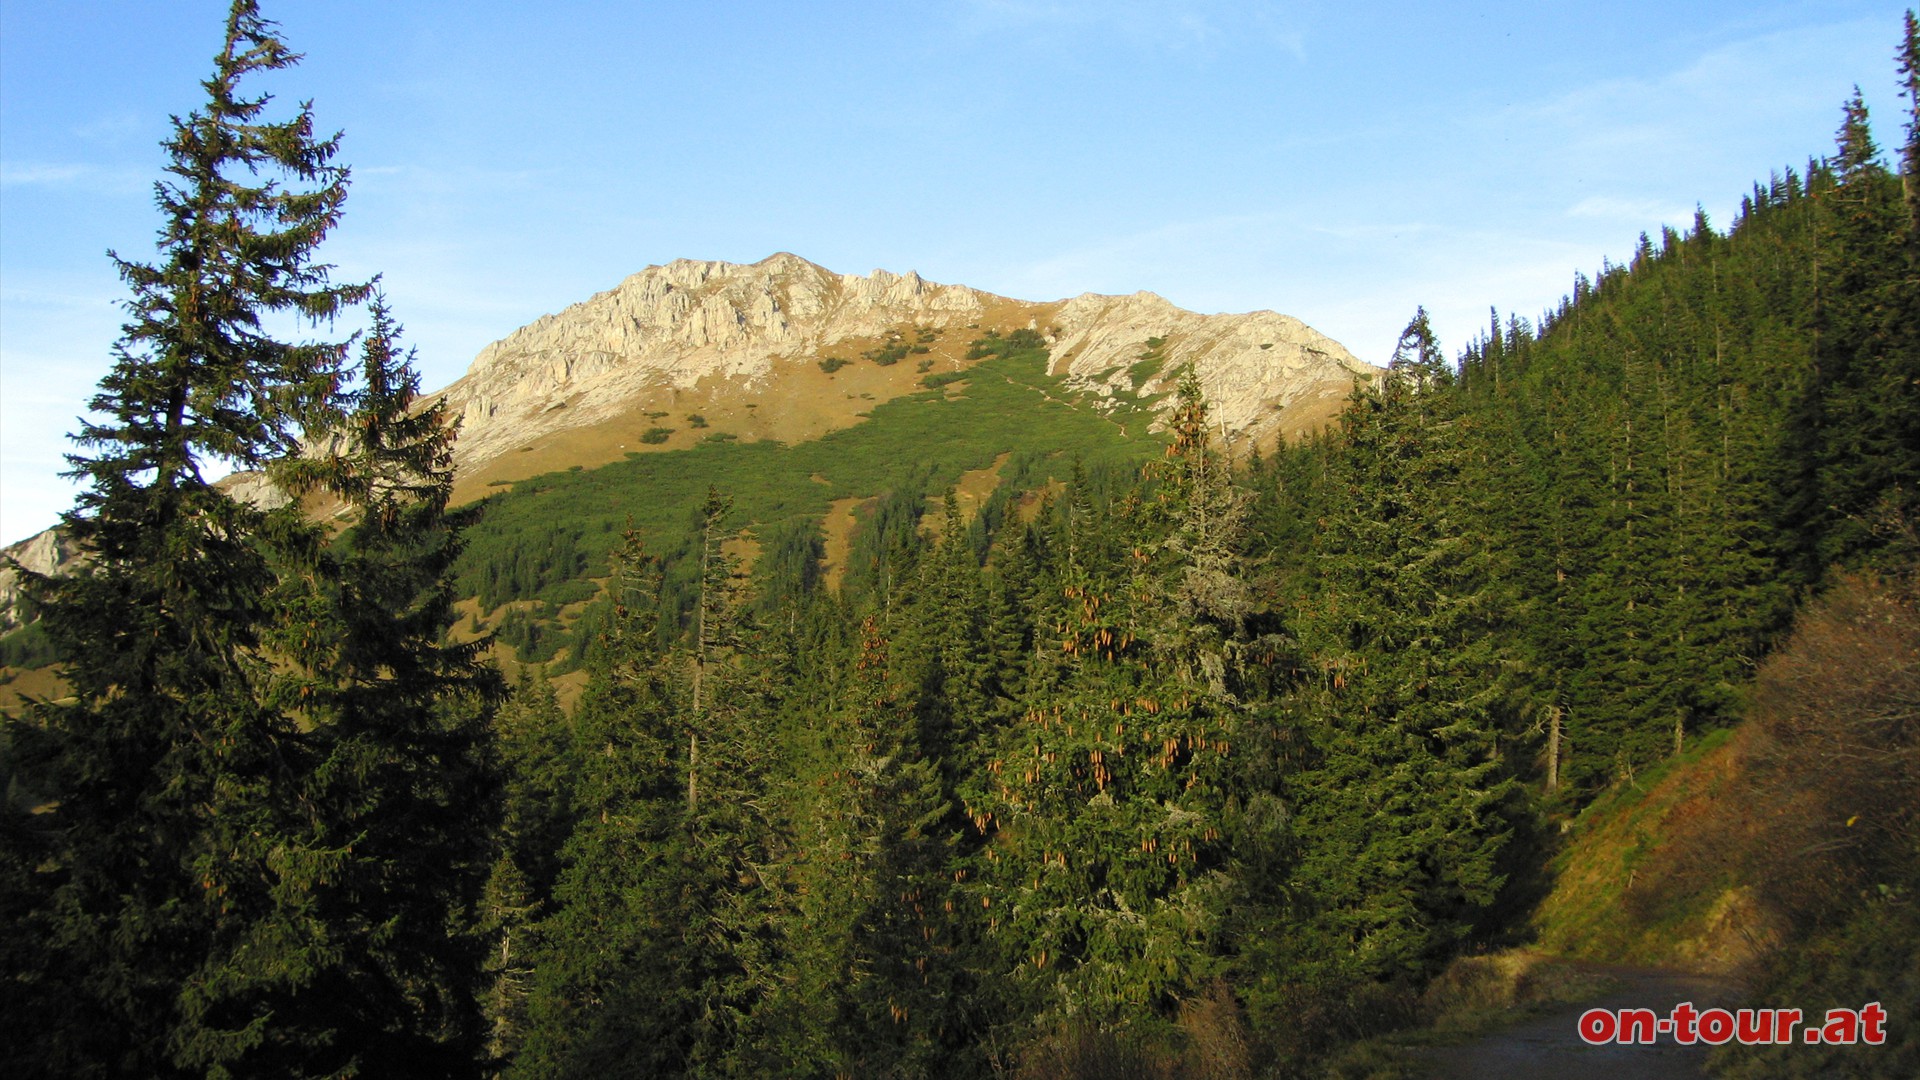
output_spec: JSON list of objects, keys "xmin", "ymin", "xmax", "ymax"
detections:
[{"xmin": 1418, "ymin": 964, "xmax": 1745, "ymax": 1079}]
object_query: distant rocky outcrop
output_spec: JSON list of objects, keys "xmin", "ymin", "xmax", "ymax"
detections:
[
  {"xmin": 1046, "ymin": 289, "xmax": 1369, "ymax": 444},
  {"xmin": 0, "ymin": 528, "xmax": 78, "ymax": 633},
  {"xmin": 2, "ymin": 474, "xmax": 291, "ymax": 632}
]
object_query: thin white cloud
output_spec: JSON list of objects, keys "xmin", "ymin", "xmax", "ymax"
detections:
[
  {"xmin": 1005, "ymin": 210, "xmax": 1286, "ymax": 300},
  {"xmin": 0, "ymin": 161, "xmax": 146, "ymax": 194},
  {"xmin": 957, "ymin": 0, "xmax": 1304, "ymax": 57},
  {"xmin": 349, "ymin": 162, "xmax": 556, "ymax": 198},
  {"xmin": 70, "ymin": 112, "xmax": 144, "ymax": 144},
  {"xmin": 1566, "ymin": 196, "xmax": 1698, "ymax": 225},
  {"xmin": 993, "ymin": 203, "xmax": 1616, "ymax": 368},
  {"xmin": 0, "ymin": 356, "xmax": 104, "ymax": 546},
  {"xmin": 1, "ymin": 163, "xmax": 89, "ymax": 186},
  {"xmin": 1478, "ymin": 16, "xmax": 1892, "ymax": 167}
]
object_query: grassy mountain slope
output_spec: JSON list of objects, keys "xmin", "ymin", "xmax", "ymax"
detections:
[{"xmin": 450, "ymin": 339, "xmax": 1169, "ymax": 666}]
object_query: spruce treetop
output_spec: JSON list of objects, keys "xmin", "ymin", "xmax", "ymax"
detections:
[
  {"xmin": 1387, "ymin": 306, "xmax": 1450, "ymax": 396},
  {"xmin": 71, "ymin": 0, "xmax": 367, "ymax": 512},
  {"xmin": 1899, "ymin": 11, "xmax": 1919, "ymax": 231},
  {"xmin": 1827, "ymin": 88, "xmax": 1890, "ymax": 226}
]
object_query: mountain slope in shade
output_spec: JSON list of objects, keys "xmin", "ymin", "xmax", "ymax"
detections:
[{"xmin": 431, "ymin": 253, "xmax": 1374, "ymax": 500}]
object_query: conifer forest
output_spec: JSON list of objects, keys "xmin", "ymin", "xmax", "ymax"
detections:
[{"xmin": 3, "ymin": 3, "xmax": 1918, "ymax": 1077}]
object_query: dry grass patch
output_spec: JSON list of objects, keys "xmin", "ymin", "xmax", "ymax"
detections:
[
  {"xmin": 924, "ymin": 452, "xmax": 1010, "ymax": 539},
  {"xmin": 1266, "ymin": 378, "xmax": 1360, "ymax": 447},
  {"xmin": 1531, "ymin": 726, "xmax": 1776, "ymax": 971},
  {"xmin": 0, "ymin": 664, "xmax": 70, "ymax": 715},
  {"xmin": 723, "ymin": 531, "xmax": 761, "ymax": 579},
  {"xmin": 819, "ymin": 496, "xmax": 868, "ymax": 593},
  {"xmin": 550, "ymin": 670, "xmax": 589, "ymax": 713}
]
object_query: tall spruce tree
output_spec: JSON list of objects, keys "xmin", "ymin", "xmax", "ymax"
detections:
[
  {"xmin": 960, "ymin": 379, "xmax": 1252, "ymax": 1034},
  {"xmin": 1285, "ymin": 311, "xmax": 1515, "ymax": 989},
  {"xmin": 266, "ymin": 299, "xmax": 504, "ymax": 1072},
  {"xmin": 755, "ymin": 616, "xmax": 967, "ymax": 1077},
  {"xmin": 512, "ymin": 532, "xmax": 696, "ymax": 1080},
  {"xmin": 0, "ymin": 4, "xmax": 514, "ymax": 1076},
  {"xmin": 1797, "ymin": 79, "xmax": 1920, "ymax": 575},
  {"xmin": 514, "ymin": 513, "xmax": 788, "ymax": 1078},
  {"xmin": 480, "ymin": 671, "xmax": 574, "ymax": 1065},
  {"xmin": 1903, "ymin": 12, "xmax": 1920, "ymax": 235}
]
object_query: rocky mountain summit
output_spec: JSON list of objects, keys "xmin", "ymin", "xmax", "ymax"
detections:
[{"xmin": 432, "ymin": 253, "xmax": 1374, "ymax": 486}]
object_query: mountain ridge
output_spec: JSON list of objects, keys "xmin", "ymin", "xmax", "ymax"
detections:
[{"xmin": 431, "ymin": 253, "xmax": 1374, "ymax": 496}]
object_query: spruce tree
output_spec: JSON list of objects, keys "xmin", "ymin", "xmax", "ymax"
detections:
[
  {"xmin": 687, "ymin": 485, "xmax": 741, "ymax": 813},
  {"xmin": 0, "ymin": 3, "xmax": 370, "ymax": 1075},
  {"xmin": 1285, "ymin": 311, "xmax": 1515, "ymax": 989},
  {"xmin": 1812, "ymin": 89, "xmax": 1918, "ymax": 568},
  {"xmin": 514, "ymin": 515, "xmax": 786, "ymax": 1078},
  {"xmin": 757, "ymin": 616, "xmax": 968, "ymax": 1077},
  {"xmin": 959, "ymin": 380, "xmax": 1254, "ymax": 1034},
  {"xmin": 513, "ymin": 534, "xmax": 695, "ymax": 1079},
  {"xmin": 1155, "ymin": 366, "xmax": 1262, "ymax": 703},
  {"xmin": 1903, "ymin": 12, "xmax": 1920, "ymax": 235},
  {"xmin": 492, "ymin": 671, "xmax": 577, "ymax": 914},
  {"xmin": 266, "ymin": 298, "xmax": 504, "ymax": 1072}
]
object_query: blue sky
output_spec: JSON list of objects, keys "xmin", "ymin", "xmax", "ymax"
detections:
[{"xmin": 2, "ymin": 0, "xmax": 1914, "ymax": 544}]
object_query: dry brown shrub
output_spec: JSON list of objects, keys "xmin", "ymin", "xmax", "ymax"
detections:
[
  {"xmin": 1416, "ymin": 949, "xmax": 1621, "ymax": 1030},
  {"xmin": 1177, "ymin": 981, "xmax": 1252, "ymax": 1080},
  {"xmin": 1010, "ymin": 1023, "xmax": 1178, "ymax": 1080},
  {"xmin": 1621, "ymin": 573, "xmax": 1919, "ymax": 955},
  {"xmin": 1738, "ymin": 573, "xmax": 1920, "ymax": 926},
  {"xmin": 1007, "ymin": 986, "xmax": 1254, "ymax": 1080},
  {"xmin": 1415, "ymin": 952, "xmax": 1515, "ymax": 1022},
  {"xmin": 1619, "ymin": 727, "xmax": 1776, "ymax": 931},
  {"xmin": 1548, "ymin": 573, "xmax": 1917, "ymax": 975},
  {"xmin": 1250, "ymin": 976, "xmax": 1417, "ymax": 1066}
]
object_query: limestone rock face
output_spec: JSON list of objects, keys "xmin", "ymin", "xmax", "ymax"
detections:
[
  {"xmin": 0, "ymin": 527, "xmax": 79, "ymax": 632},
  {"xmin": 219, "ymin": 471, "xmax": 293, "ymax": 512},
  {"xmin": 1046, "ymin": 290, "xmax": 1371, "ymax": 445},
  {"xmin": 429, "ymin": 253, "xmax": 1375, "ymax": 474},
  {"xmin": 436, "ymin": 253, "xmax": 994, "ymax": 468},
  {"xmin": 0, "ymin": 471, "xmax": 305, "ymax": 633}
]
